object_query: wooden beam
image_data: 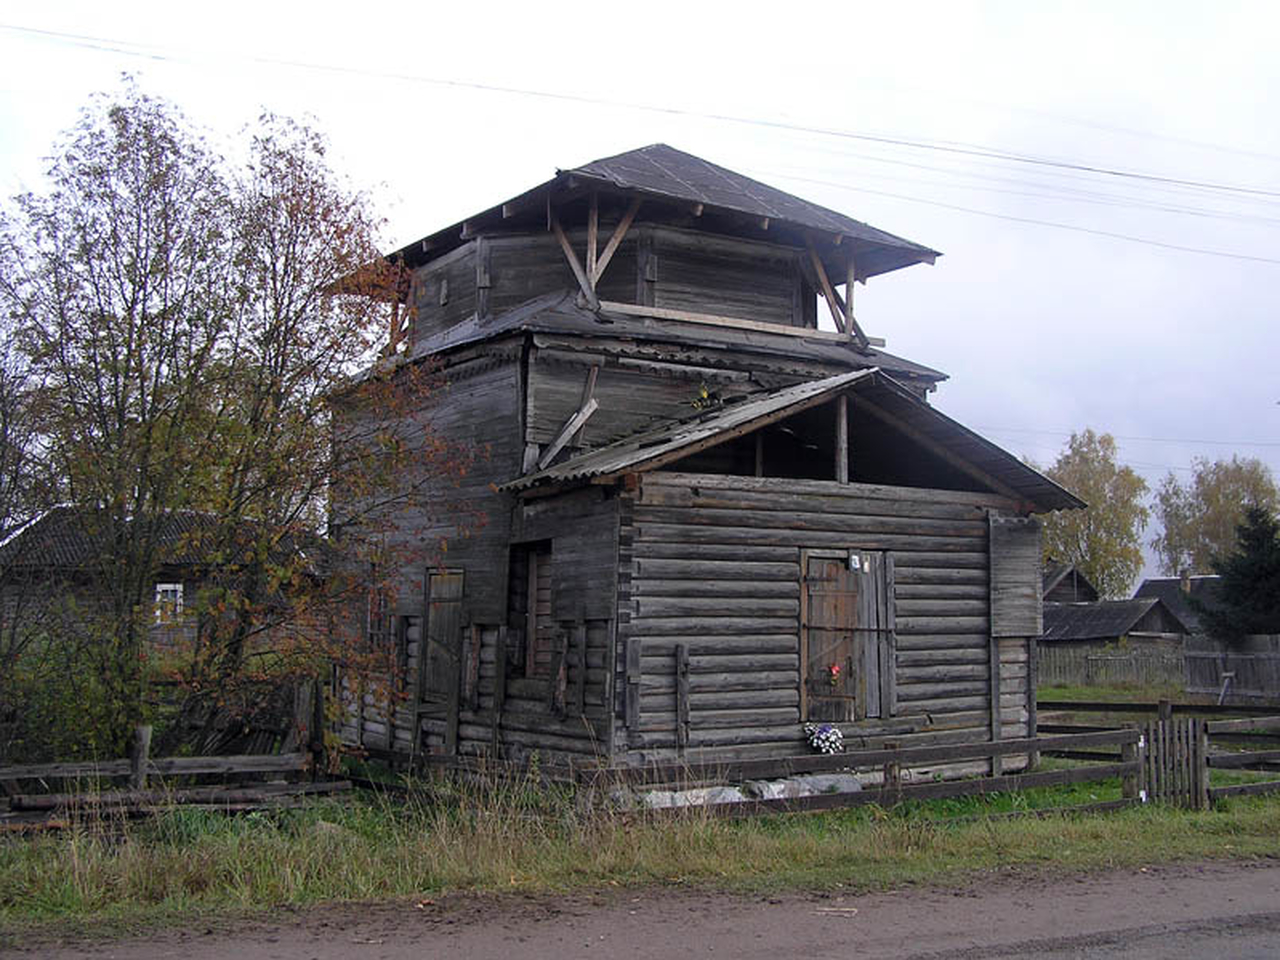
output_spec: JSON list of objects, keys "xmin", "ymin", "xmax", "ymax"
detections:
[
  {"xmin": 538, "ymin": 397, "xmax": 599, "ymax": 469},
  {"xmin": 835, "ymin": 394, "xmax": 849, "ymax": 484},
  {"xmin": 592, "ymin": 197, "xmax": 641, "ymax": 284},
  {"xmin": 572, "ymin": 364, "xmax": 599, "ymax": 446},
  {"xmin": 598, "ymin": 300, "xmax": 885, "ymax": 346},
  {"xmin": 586, "ymin": 193, "xmax": 599, "ymax": 287},
  {"xmin": 691, "ymin": 203, "xmax": 704, "ymax": 217},
  {"xmin": 550, "ymin": 210, "xmax": 600, "ymax": 310},
  {"xmin": 754, "ymin": 432, "xmax": 764, "ymax": 477},
  {"xmin": 856, "ymin": 396, "xmax": 1027, "ymax": 502},
  {"xmin": 760, "ymin": 217, "xmax": 770, "ymax": 231},
  {"xmin": 805, "ymin": 237, "xmax": 847, "ymax": 334},
  {"xmin": 844, "ymin": 251, "xmax": 871, "ymax": 350}
]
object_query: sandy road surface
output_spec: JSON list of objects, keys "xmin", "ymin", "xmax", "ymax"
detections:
[{"xmin": 8, "ymin": 860, "xmax": 1280, "ymax": 959}]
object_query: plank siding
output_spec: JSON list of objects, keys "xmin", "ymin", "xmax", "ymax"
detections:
[
  {"xmin": 526, "ymin": 349, "xmax": 753, "ymax": 450},
  {"xmin": 410, "ymin": 244, "xmax": 478, "ymax": 346},
  {"xmin": 618, "ymin": 472, "xmax": 1019, "ymax": 765},
  {"xmin": 651, "ymin": 228, "xmax": 802, "ymax": 327}
]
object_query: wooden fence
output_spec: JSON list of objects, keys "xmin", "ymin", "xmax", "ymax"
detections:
[
  {"xmin": 580, "ymin": 729, "xmax": 1143, "ymax": 817},
  {"xmin": 0, "ymin": 724, "xmax": 347, "ymax": 830},
  {"xmin": 1186, "ymin": 653, "xmax": 1280, "ymax": 698},
  {"xmin": 1038, "ymin": 645, "xmax": 1184, "ymax": 688},
  {"xmin": 1038, "ymin": 699, "xmax": 1280, "ymax": 809},
  {"xmin": 1039, "ymin": 644, "xmax": 1280, "ymax": 699}
]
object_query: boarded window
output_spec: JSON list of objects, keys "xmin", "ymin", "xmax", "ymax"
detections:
[
  {"xmin": 989, "ymin": 515, "xmax": 1043, "ymax": 637},
  {"xmin": 801, "ymin": 551, "xmax": 893, "ymax": 721}
]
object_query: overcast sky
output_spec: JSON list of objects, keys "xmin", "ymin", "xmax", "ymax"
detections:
[{"xmin": 3, "ymin": 1, "xmax": 1278, "ymax": 580}]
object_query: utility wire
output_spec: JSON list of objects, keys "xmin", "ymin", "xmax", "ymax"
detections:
[
  {"xmin": 762, "ymin": 171, "xmax": 1280, "ymax": 265},
  {"xmin": 4, "ymin": 21, "xmax": 1280, "ymax": 202}
]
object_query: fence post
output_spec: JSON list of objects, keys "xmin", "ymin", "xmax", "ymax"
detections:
[
  {"xmin": 129, "ymin": 724, "xmax": 153, "ymax": 790},
  {"xmin": 1121, "ymin": 734, "xmax": 1139, "ymax": 801},
  {"xmin": 882, "ymin": 740, "xmax": 901, "ymax": 803},
  {"xmin": 1194, "ymin": 720, "xmax": 1209, "ymax": 810}
]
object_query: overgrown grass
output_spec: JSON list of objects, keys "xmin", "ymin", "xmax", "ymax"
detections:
[{"xmin": 4, "ymin": 768, "xmax": 1280, "ymax": 940}]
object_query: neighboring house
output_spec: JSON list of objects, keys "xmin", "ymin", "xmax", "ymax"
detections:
[
  {"xmin": 1134, "ymin": 573, "xmax": 1222, "ymax": 640},
  {"xmin": 1040, "ymin": 598, "xmax": 1190, "ymax": 652},
  {"xmin": 1042, "ymin": 561, "xmax": 1100, "ymax": 604},
  {"xmin": 0, "ymin": 505, "xmax": 320, "ymax": 649},
  {"xmin": 332, "ymin": 144, "xmax": 1082, "ymax": 771}
]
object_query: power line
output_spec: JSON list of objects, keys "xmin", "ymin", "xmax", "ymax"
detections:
[
  {"xmin": 973, "ymin": 426, "xmax": 1280, "ymax": 448},
  {"xmin": 762, "ymin": 171, "xmax": 1280, "ymax": 265},
  {"xmin": 4, "ymin": 21, "xmax": 1280, "ymax": 203}
]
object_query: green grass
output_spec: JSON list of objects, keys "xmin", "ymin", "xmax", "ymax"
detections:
[
  {"xmin": 1038, "ymin": 682, "xmax": 1190, "ymax": 703},
  {"xmin": 4, "ymin": 769, "xmax": 1280, "ymax": 941}
]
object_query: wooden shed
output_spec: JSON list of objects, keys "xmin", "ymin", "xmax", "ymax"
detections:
[{"xmin": 332, "ymin": 144, "xmax": 1082, "ymax": 773}]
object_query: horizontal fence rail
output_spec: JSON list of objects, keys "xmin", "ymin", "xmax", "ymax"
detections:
[{"xmin": 1039, "ymin": 699, "xmax": 1280, "ymax": 808}]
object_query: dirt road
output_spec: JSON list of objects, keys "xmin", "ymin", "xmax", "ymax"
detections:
[{"xmin": 9, "ymin": 860, "xmax": 1280, "ymax": 959}]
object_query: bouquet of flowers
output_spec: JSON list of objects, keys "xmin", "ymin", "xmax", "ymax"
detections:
[{"xmin": 803, "ymin": 722, "xmax": 844, "ymax": 755}]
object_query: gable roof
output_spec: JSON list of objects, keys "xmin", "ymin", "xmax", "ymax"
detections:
[
  {"xmin": 1134, "ymin": 576, "xmax": 1222, "ymax": 633},
  {"xmin": 501, "ymin": 368, "xmax": 1083, "ymax": 512},
  {"xmin": 1041, "ymin": 598, "xmax": 1190, "ymax": 642},
  {"xmin": 1043, "ymin": 560, "xmax": 1100, "ymax": 603},
  {"xmin": 392, "ymin": 144, "xmax": 940, "ymax": 280}
]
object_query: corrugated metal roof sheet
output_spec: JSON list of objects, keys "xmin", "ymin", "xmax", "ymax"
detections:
[
  {"xmin": 501, "ymin": 369, "xmax": 1084, "ymax": 512},
  {"xmin": 409, "ymin": 291, "xmax": 948, "ymax": 384}
]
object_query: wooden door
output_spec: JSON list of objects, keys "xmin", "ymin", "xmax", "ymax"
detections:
[
  {"xmin": 416, "ymin": 569, "xmax": 463, "ymax": 756},
  {"xmin": 802, "ymin": 551, "xmax": 891, "ymax": 722}
]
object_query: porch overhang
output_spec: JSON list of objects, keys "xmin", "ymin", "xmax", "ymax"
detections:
[{"xmin": 500, "ymin": 370, "xmax": 1084, "ymax": 514}]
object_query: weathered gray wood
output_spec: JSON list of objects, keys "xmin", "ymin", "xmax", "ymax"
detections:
[
  {"xmin": 989, "ymin": 514, "xmax": 1043, "ymax": 638},
  {"xmin": 491, "ymin": 627, "xmax": 508, "ymax": 755},
  {"xmin": 635, "ymin": 504, "xmax": 988, "ymax": 539},
  {"xmin": 645, "ymin": 472, "xmax": 1021, "ymax": 512},
  {"xmin": 836, "ymin": 394, "xmax": 849, "ymax": 483},
  {"xmin": 676, "ymin": 643, "xmax": 690, "ymax": 752},
  {"xmin": 594, "ymin": 197, "xmax": 641, "ymax": 284},
  {"xmin": 634, "ymin": 596, "xmax": 799, "ymax": 619},
  {"xmin": 633, "ymin": 558, "xmax": 800, "ymax": 580},
  {"xmin": 631, "ymin": 578, "xmax": 800, "ymax": 598},
  {"xmin": 626, "ymin": 637, "xmax": 642, "ymax": 744}
]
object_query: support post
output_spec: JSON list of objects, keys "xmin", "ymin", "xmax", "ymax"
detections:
[
  {"xmin": 675, "ymin": 643, "xmax": 690, "ymax": 753},
  {"xmin": 1121, "ymin": 736, "xmax": 1139, "ymax": 801},
  {"xmin": 586, "ymin": 192, "xmax": 599, "ymax": 285},
  {"xmin": 835, "ymin": 395, "xmax": 849, "ymax": 484},
  {"xmin": 491, "ymin": 626, "xmax": 508, "ymax": 757},
  {"xmin": 754, "ymin": 432, "xmax": 764, "ymax": 477},
  {"xmin": 989, "ymin": 639, "xmax": 1003, "ymax": 776},
  {"xmin": 550, "ymin": 211, "xmax": 600, "ymax": 310}
]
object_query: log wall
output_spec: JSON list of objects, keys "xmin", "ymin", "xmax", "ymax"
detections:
[{"xmin": 615, "ymin": 471, "xmax": 1031, "ymax": 766}]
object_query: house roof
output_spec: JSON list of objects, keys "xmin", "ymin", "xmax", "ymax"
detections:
[
  {"xmin": 1134, "ymin": 575, "xmax": 1222, "ymax": 633},
  {"xmin": 1041, "ymin": 598, "xmax": 1189, "ymax": 642},
  {"xmin": 409, "ymin": 290, "xmax": 948, "ymax": 385},
  {"xmin": 391, "ymin": 144, "xmax": 940, "ymax": 280},
  {"xmin": 0, "ymin": 506, "xmax": 325, "ymax": 574},
  {"xmin": 500, "ymin": 368, "xmax": 1084, "ymax": 512}
]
